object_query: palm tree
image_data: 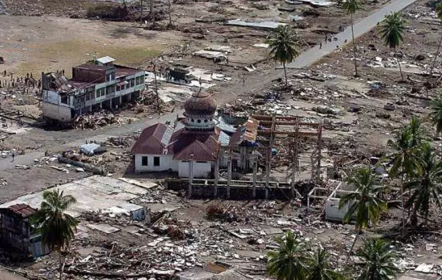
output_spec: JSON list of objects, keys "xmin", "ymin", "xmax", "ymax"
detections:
[
  {"xmin": 405, "ymin": 143, "xmax": 442, "ymax": 226},
  {"xmin": 307, "ymin": 247, "xmax": 344, "ymax": 280},
  {"xmin": 428, "ymin": 0, "xmax": 442, "ymax": 85},
  {"xmin": 267, "ymin": 231, "xmax": 308, "ymax": 280},
  {"xmin": 32, "ymin": 190, "xmax": 78, "ymax": 280},
  {"xmin": 407, "ymin": 117, "xmax": 426, "ymax": 147},
  {"xmin": 379, "ymin": 12, "xmax": 406, "ymax": 81},
  {"xmin": 343, "ymin": 0, "xmax": 361, "ymax": 77},
  {"xmin": 338, "ymin": 167, "xmax": 387, "ymax": 259},
  {"xmin": 267, "ymin": 25, "xmax": 299, "ymax": 87},
  {"xmin": 387, "ymin": 125, "xmax": 422, "ymax": 234},
  {"xmin": 430, "ymin": 93, "xmax": 442, "ymax": 134},
  {"xmin": 356, "ymin": 239, "xmax": 399, "ymax": 280}
]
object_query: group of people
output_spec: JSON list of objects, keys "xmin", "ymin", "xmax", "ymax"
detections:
[
  {"xmin": 0, "ymin": 71, "xmax": 40, "ymax": 90},
  {"xmin": 318, "ymin": 27, "xmax": 349, "ymax": 50}
]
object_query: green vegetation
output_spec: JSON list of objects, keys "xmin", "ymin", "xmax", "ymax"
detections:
[
  {"xmin": 32, "ymin": 190, "xmax": 78, "ymax": 280},
  {"xmin": 379, "ymin": 12, "xmax": 406, "ymax": 81},
  {"xmin": 343, "ymin": 0, "xmax": 361, "ymax": 77},
  {"xmin": 267, "ymin": 25, "xmax": 299, "ymax": 87}
]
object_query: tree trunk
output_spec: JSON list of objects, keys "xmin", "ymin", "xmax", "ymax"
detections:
[
  {"xmin": 283, "ymin": 62, "xmax": 288, "ymax": 87},
  {"xmin": 351, "ymin": 13, "xmax": 358, "ymax": 77},
  {"xmin": 140, "ymin": 0, "xmax": 143, "ymax": 24},
  {"xmin": 150, "ymin": 0, "xmax": 155, "ymax": 25},
  {"xmin": 346, "ymin": 231, "xmax": 359, "ymax": 263},
  {"xmin": 395, "ymin": 48, "xmax": 404, "ymax": 81},
  {"xmin": 168, "ymin": 0, "xmax": 172, "ymax": 26},
  {"xmin": 428, "ymin": 34, "xmax": 442, "ymax": 85},
  {"xmin": 401, "ymin": 173, "xmax": 405, "ymax": 235}
]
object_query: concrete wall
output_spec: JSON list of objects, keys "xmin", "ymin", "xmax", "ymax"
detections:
[
  {"xmin": 134, "ymin": 154, "xmax": 177, "ymax": 173},
  {"xmin": 42, "ymin": 102, "xmax": 72, "ymax": 122},
  {"xmin": 167, "ymin": 180, "xmax": 295, "ymax": 200},
  {"xmin": 325, "ymin": 198, "xmax": 351, "ymax": 221},
  {"xmin": 178, "ymin": 161, "xmax": 211, "ymax": 178}
]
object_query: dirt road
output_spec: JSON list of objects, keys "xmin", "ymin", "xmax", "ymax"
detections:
[{"xmin": 287, "ymin": 0, "xmax": 420, "ymax": 68}]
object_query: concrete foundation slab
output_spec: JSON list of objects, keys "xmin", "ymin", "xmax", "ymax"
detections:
[
  {"xmin": 86, "ymin": 223, "xmax": 120, "ymax": 234},
  {"xmin": 0, "ymin": 176, "xmax": 149, "ymax": 217}
]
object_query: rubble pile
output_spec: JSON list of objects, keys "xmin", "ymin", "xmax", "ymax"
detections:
[{"xmin": 73, "ymin": 110, "xmax": 131, "ymax": 130}]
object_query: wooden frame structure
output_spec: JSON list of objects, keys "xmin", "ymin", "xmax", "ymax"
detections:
[{"xmin": 252, "ymin": 115, "xmax": 323, "ymax": 196}]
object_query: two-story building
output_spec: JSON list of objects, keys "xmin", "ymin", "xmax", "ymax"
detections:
[
  {"xmin": 42, "ymin": 56, "xmax": 145, "ymax": 123},
  {"xmin": 0, "ymin": 204, "xmax": 49, "ymax": 258}
]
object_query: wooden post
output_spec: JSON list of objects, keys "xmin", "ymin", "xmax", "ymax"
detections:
[
  {"xmin": 227, "ymin": 152, "xmax": 232, "ymax": 199},
  {"xmin": 291, "ymin": 120, "xmax": 299, "ymax": 198},
  {"xmin": 214, "ymin": 151, "xmax": 220, "ymax": 198},
  {"xmin": 252, "ymin": 155, "xmax": 257, "ymax": 199}
]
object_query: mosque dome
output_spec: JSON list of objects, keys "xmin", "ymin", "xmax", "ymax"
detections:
[
  {"xmin": 183, "ymin": 91, "xmax": 217, "ymax": 131},
  {"xmin": 184, "ymin": 91, "xmax": 216, "ymax": 117}
]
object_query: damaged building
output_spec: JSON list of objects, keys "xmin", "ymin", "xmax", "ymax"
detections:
[
  {"xmin": 41, "ymin": 56, "xmax": 145, "ymax": 123},
  {"xmin": 0, "ymin": 204, "xmax": 49, "ymax": 258},
  {"xmin": 131, "ymin": 91, "xmax": 222, "ymax": 178},
  {"xmin": 131, "ymin": 90, "xmax": 260, "ymax": 178}
]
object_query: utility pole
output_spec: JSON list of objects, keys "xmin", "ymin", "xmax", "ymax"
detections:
[
  {"xmin": 150, "ymin": 0, "xmax": 155, "ymax": 25},
  {"xmin": 140, "ymin": 0, "xmax": 143, "ymax": 25},
  {"xmin": 227, "ymin": 149, "xmax": 232, "ymax": 199},
  {"xmin": 153, "ymin": 63, "xmax": 160, "ymax": 114}
]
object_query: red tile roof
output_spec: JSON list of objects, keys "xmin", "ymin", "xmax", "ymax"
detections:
[
  {"xmin": 169, "ymin": 130, "xmax": 220, "ymax": 161},
  {"xmin": 7, "ymin": 204, "xmax": 37, "ymax": 218},
  {"xmin": 131, "ymin": 124, "xmax": 220, "ymax": 161},
  {"xmin": 131, "ymin": 123, "xmax": 173, "ymax": 154}
]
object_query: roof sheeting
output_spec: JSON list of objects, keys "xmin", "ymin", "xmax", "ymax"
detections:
[
  {"xmin": 229, "ymin": 117, "xmax": 259, "ymax": 147},
  {"xmin": 131, "ymin": 123, "xmax": 174, "ymax": 155},
  {"xmin": 97, "ymin": 56, "xmax": 115, "ymax": 64}
]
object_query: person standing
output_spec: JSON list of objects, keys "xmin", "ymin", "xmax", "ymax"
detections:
[{"xmin": 11, "ymin": 149, "xmax": 16, "ymax": 162}]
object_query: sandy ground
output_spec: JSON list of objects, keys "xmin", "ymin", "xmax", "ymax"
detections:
[{"xmin": 0, "ymin": 269, "xmax": 26, "ymax": 280}]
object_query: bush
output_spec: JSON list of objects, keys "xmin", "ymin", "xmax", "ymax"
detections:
[{"xmin": 86, "ymin": 4, "xmax": 128, "ymax": 20}]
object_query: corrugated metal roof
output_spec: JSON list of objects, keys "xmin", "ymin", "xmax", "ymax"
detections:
[
  {"xmin": 97, "ymin": 56, "xmax": 115, "ymax": 64},
  {"xmin": 219, "ymin": 131, "xmax": 231, "ymax": 147},
  {"xmin": 217, "ymin": 116, "xmax": 237, "ymax": 134}
]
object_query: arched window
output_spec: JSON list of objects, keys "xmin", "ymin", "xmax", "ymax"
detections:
[
  {"xmin": 204, "ymin": 119, "xmax": 208, "ymax": 123},
  {"xmin": 197, "ymin": 119, "xmax": 201, "ymax": 123}
]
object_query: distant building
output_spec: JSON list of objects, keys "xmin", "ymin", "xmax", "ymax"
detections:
[
  {"xmin": 0, "ymin": 204, "xmax": 49, "ymax": 258},
  {"xmin": 131, "ymin": 91, "xmax": 221, "ymax": 178},
  {"xmin": 41, "ymin": 56, "xmax": 145, "ymax": 123}
]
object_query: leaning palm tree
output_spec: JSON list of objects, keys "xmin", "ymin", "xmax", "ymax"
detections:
[
  {"xmin": 338, "ymin": 167, "xmax": 387, "ymax": 260},
  {"xmin": 428, "ymin": 0, "xmax": 442, "ymax": 85},
  {"xmin": 343, "ymin": 0, "xmax": 361, "ymax": 77},
  {"xmin": 267, "ymin": 25, "xmax": 299, "ymax": 87},
  {"xmin": 307, "ymin": 247, "xmax": 344, "ymax": 280},
  {"xmin": 379, "ymin": 12, "xmax": 406, "ymax": 81},
  {"xmin": 356, "ymin": 239, "xmax": 399, "ymax": 280},
  {"xmin": 267, "ymin": 231, "xmax": 308, "ymax": 280},
  {"xmin": 430, "ymin": 93, "xmax": 442, "ymax": 134},
  {"xmin": 32, "ymin": 190, "xmax": 78, "ymax": 280},
  {"xmin": 405, "ymin": 143, "xmax": 442, "ymax": 227}
]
